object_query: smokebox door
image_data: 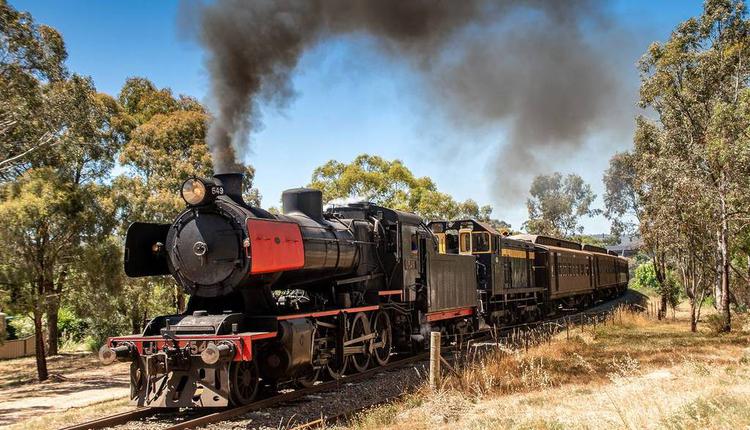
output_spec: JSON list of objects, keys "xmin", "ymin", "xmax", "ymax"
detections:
[{"xmin": 124, "ymin": 222, "xmax": 171, "ymax": 277}]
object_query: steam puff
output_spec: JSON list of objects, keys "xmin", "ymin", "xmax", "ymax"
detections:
[{"xmin": 189, "ymin": 0, "xmax": 633, "ymax": 201}]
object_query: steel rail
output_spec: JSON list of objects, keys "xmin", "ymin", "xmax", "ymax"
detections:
[
  {"xmin": 59, "ymin": 407, "xmax": 158, "ymax": 430},
  {"xmin": 286, "ymin": 293, "xmax": 644, "ymax": 430},
  {"xmin": 162, "ymin": 352, "xmax": 429, "ymax": 430}
]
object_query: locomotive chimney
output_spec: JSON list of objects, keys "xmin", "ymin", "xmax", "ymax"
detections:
[
  {"xmin": 282, "ymin": 188, "xmax": 323, "ymax": 221},
  {"xmin": 214, "ymin": 173, "xmax": 244, "ymax": 205}
]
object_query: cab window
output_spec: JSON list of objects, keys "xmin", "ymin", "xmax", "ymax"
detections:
[
  {"xmin": 459, "ymin": 232, "xmax": 472, "ymax": 254},
  {"xmin": 436, "ymin": 233, "xmax": 446, "ymax": 254},
  {"xmin": 471, "ymin": 232, "xmax": 491, "ymax": 253}
]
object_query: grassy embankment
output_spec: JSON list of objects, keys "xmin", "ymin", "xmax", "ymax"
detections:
[{"xmin": 345, "ymin": 294, "xmax": 750, "ymax": 430}]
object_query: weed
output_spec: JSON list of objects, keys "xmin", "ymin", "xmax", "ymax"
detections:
[{"xmin": 662, "ymin": 394, "xmax": 750, "ymax": 430}]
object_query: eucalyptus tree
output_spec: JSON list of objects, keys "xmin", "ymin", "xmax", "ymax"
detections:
[
  {"xmin": 603, "ymin": 151, "xmax": 641, "ymax": 241},
  {"xmin": 523, "ymin": 172, "xmax": 597, "ymax": 238},
  {"xmin": 636, "ymin": 0, "xmax": 750, "ymax": 331},
  {"xmin": 0, "ymin": 1, "xmax": 123, "ymax": 380},
  {"xmin": 309, "ymin": 154, "xmax": 494, "ymax": 222},
  {"xmin": 111, "ymin": 77, "xmax": 261, "ymax": 333}
]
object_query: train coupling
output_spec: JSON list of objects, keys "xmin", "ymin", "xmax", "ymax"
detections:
[
  {"xmin": 200, "ymin": 341, "xmax": 235, "ymax": 365},
  {"xmin": 99, "ymin": 342, "xmax": 134, "ymax": 364}
]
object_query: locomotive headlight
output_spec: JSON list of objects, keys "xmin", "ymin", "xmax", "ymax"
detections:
[{"xmin": 181, "ymin": 178, "xmax": 207, "ymax": 206}]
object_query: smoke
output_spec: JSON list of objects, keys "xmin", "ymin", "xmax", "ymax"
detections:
[{"xmin": 187, "ymin": 0, "xmax": 635, "ymax": 201}]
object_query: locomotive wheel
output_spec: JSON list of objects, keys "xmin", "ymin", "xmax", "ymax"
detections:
[
  {"xmin": 350, "ymin": 312, "xmax": 372, "ymax": 373},
  {"xmin": 295, "ymin": 367, "xmax": 321, "ymax": 388},
  {"xmin": 229, "ymin": 361, "xmax": 260, "ymax": 406},
  {"xmin": 327, "ymin": 356, "xmax": 349, "ymax": 379},
  {"xmin": 327, "ymin": 322, "xmax": 349, "ymax": 379},
  {"xmin": 371, "ymin": 310, "xmax": 392, "ymax": 367}
]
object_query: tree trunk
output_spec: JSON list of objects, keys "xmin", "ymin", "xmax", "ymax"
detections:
[
  {"xmin": 33, "ymin": 306, "xmax": 48, "ymax": 381},
  {"xmin": 653, "ymin": 252, "xmax": 667, "ymax": 320},
  {"xmin": 46, "ymin": 295, "xmax": 60, "ymax": 356},
  {"xmin": 659, "ymin": 294, "xmax": 668, "ymax": 320},
  {"xmin": 689, "ymin": 298, "xmax": 698, "ymax": 332},
  {"xmin": 719, "ymin": 191, "xmax": 731, "ymax": 332},
  {"xmin": 715, "ymin": 232, "xmax": 723, "ymax": 310},
  {"xmin": 131, "ymin": 317, "xmax": 141, "ymax": 335}
]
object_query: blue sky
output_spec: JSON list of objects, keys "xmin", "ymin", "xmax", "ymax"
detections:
[{"xmin": 11, "ymin": 0, "xmax": 703, "ymax": 233}]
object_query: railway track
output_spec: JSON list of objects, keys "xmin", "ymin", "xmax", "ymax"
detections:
[
  {"xmin": 58, "ymin": 352, "xmax": 428, "ymax": 430},
  {"xmin": 59, "ymin": 292, "xmax": 644, "ymax": 430},
  {"xmin": 280, "ymin": 292, "xmax": 647, "ymax": 430},
  {"xmin": 60, "ymin": 408, "xmax": 159, "ymax": 430},
  {"xmin": 278, "ymin": 293, "xmax": 646, "ymax": 430}
]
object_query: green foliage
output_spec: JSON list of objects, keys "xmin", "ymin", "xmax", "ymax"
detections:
[
  {"xmin": 574, "ymin": 234, "xmax": 617, "ymax": 247},
  {"xmin": 57, "ymin": 307, "xmax": 87, "ymax": 342},
  {"xmin": 633, "ymin": 0, "xmax": 750, "ymax": 331},
  {"xmin": 7, "ymin": 315, "xmax": 34, "ymax": 339},
  {"xmin": 309, "ymin": 154, "xmax": 498, "ymax": 222},
  {"xmin": 602, "ymin": 151, "xmax": 639, "ymax": 240},
  {"xmin": 524, "ymin": 172, "xmax": 597, "ymax": 238},
  {"xmin": 631, "ymin": 262, "xmax": 681, "ymax": 308},
  {"xmin": 631, "ymin": 262, "xmax": 660, "ymax": 291}
]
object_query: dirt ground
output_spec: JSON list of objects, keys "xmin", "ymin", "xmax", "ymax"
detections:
[{"xmin": 0, "ymin": 352, "xmax": 130, "ymax": 428}]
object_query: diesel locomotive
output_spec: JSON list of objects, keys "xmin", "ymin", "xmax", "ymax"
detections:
[{"xmin": 100, "ymin": 172, "xmax": 628, "ymax": 408}]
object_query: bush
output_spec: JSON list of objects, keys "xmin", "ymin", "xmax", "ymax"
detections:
[
  {"xmin": 631, "ymin": 262, "xmax": 659, "ymax": 292},
  {"xmin": 630, "ymin": 262, "xmax": 681, "ymax": 307},
  {"xmin": 58, "ymin": 307, "xmax": 88, "ymax": 342},
  {"xmin": 705, "ymin": 314, "xmax": 729, "ymax": 335},
  {"xmin": 84, "ymin": 319, "xmax": 125, "ymax": 352},
  {"xmin": 8, "ymin": 315, "xmax": 34, "ymax": 339}
]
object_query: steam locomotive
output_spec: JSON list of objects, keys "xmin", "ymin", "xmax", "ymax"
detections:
[{"xmin": 100, "ymin": 172, "xmax": 628, "ymax": 408}]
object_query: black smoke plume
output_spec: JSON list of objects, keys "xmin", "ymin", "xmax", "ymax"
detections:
[{"xmin": 187, "ymin": 0, "xmax": 634, "ymax": 201}]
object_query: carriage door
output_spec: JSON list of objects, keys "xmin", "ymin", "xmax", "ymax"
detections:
[
  {"xmin": 401, "ymin": 224, "xmax": 421, "ymax": 301},
  {"xmin": 553, "ymin": 252, "xmax": 560, "ymax": 292}
]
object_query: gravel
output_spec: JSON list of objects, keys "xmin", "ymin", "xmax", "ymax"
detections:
[{"xmin": 205, "ymin": 362, "xmax": 427, "ymax": 430}]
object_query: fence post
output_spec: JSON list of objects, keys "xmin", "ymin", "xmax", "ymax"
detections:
[
  {"xmin": 524, "ymin": 330, "xmax": 529, "ymax": 352},
  {"xmin": 430, "ymin": 331, "xmax": 441, "ymax": 390}
]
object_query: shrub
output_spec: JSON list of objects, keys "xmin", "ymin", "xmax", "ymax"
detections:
[
  {"xmin": 58, "ymin": 307, "xmax": 89, "ymax": 342},
  {"xmin": 705, "ymin": 314, "xmax": 729, "ymax": 335},
  {"xmin": 8, "ymin": 315, "xmax": 34, "ymax": 339}
]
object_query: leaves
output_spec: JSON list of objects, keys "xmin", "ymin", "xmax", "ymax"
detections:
[
  {"xmin": 524, "ymin": 172, "xmax": 597, "ymax": 238},
  {"xmin": 309, "ymin": 154, "xmax": 498, "ymax": 222}
]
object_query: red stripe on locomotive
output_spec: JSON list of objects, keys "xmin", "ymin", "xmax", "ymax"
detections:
[
  {"xmin": 108, "ymin": 332, "xmax": 277, "ymax": 361},
  {"xmin": 426, "ymin": 306, "xmax": 474, "ymax": 322},
  {"xmin": 246, "ymin": 218, "xmax": 305, "ymax": 274}
]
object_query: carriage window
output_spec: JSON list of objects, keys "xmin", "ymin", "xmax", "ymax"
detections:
[
  {"xmin": 459, "ymin": 232, "xmax": 471, "ymax": 254},
  {"xmin": 471, "ymin": 232, "xmax": 491, "ymax": 253},
  {"xmin": 411, "ymin": 234, "xmax": 419, "ymax": 254}
]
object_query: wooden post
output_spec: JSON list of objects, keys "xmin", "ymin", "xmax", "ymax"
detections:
[
  {"xmin": 430, "ymin": 331, "xmax": 441, "ymax": 390},
  {"xmin": 524, "ymin": 330, "xmax": 528, "ymax": 352},
  {"xmin": 566, "ymin": 318, "xmax": 570, "ymax": 340}
]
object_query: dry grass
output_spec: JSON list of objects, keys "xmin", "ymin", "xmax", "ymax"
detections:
[{"xmin": 342, "ymin": 298, "xmax": 750, "ymax": 430}]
